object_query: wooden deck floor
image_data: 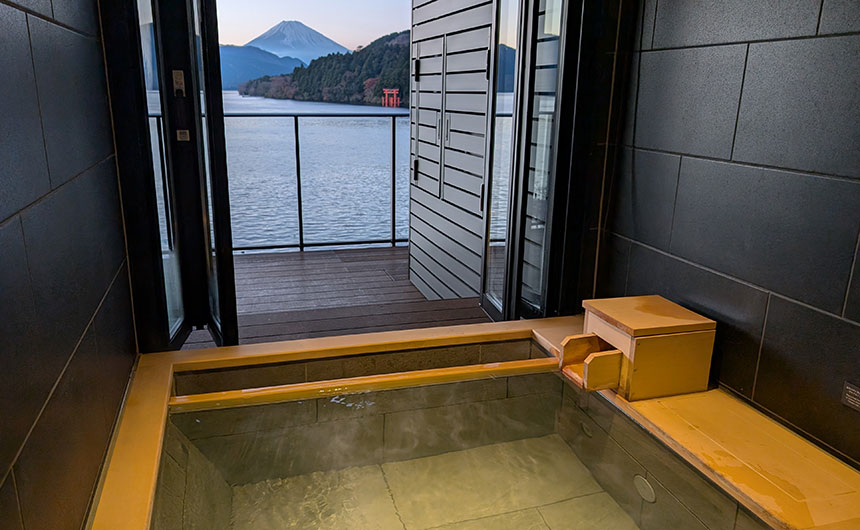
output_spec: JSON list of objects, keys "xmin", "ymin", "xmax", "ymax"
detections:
[{"xmin": 183, "ymin": 246, "xmax": 490, "ymax": 349}]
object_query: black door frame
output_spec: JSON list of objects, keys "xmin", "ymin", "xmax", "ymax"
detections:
[
  {"xmin": 193, "ymin": 0, "xmax": 239, "ymax": 345},
  {"xmin": 100, "ymin": 0, "xmax": 238, "ymax": 350},
  {"xmin": 101, "ymin": 0, "xmax": 193, "ymax": 351}
]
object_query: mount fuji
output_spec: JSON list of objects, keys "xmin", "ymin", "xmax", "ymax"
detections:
[{"xmin": 245, "ymin": 20, "xmax": 349, "ymax": 64}]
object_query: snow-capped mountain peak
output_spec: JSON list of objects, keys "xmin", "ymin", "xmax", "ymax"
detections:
[{"xmin": 245, "ymin": 20, "xmax": 348, "ymax": 64}]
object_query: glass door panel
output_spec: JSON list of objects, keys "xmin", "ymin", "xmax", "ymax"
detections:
[
  {"xmin": 138, "ymin": 0, "xmax": 185, "ymax": 337},
  {"xmin": 190, "ymin": 0, "xmax": 238, "ymax": 345},
  {"xmin": 519, "ymin": 0, "xmax": 563, "ymax": 316},
  {"xmin": 482, "ymin": 0, "xmax": 521, "ymax": 318}
]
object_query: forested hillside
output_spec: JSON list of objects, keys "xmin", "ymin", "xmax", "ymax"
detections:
[{"xmin": 239, "ymin": 30, "xmax": 409, "ymax": 107}]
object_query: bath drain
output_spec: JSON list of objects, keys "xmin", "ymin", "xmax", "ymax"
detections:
[
  {"xmin": 579, "ymin": 421, "xmax": 593, "ymax": 438},
  {"xmin": 633, "ymin": 474, "xmax": 656, "ymax": 503}
]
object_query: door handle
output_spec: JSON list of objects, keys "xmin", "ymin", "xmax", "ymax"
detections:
[
  {"xmin": 437, "ymin": 113, "xmax": 442, "ymax": 142},
  {"xmin": 445, "ymin": 115, "xmax": 451, "ymax": 143}
]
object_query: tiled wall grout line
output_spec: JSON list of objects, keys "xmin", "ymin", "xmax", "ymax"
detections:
[
  {"xmin": 609, "ymin": 233, "xmax": 860, "ymax": 328},
  {"xmin": 6, "ymin": 261, "xmax": 127, "ymax": 488},
  {"xmin": 0, "ymin": 0, "xmax": 97, "ymax": 40},
  {"xmin": 749, "ymin": 293, "xmax": 771, "ymax": 401},
  {"xmin": 637, "ymin": 29, "xmax": 860, "ymax": 54},
  {"xmin": 0, "ymin": 154, "xmax": 115, "ymax": 227},
  {"xmin": 623, "ymin": 145, "xmax": 859, "ymax": 184},
  {"xmin": 15, "ymin": 219, "xmax": 40, "ymax": 352},
  {"xmin": 649, "ymin": 0, "xmax": 658, "ymax": 48},
  {"xmin": 24, "ymin": 14, "xmax": 53, "ymax": 190},
  {"xmin": 728, "ymin": 44, "xmax": 750, "ymax": 160},
  {"xmin": 622, "ymin": 233, "xmax": 632, "ymax": 296},
  {"xmin": 11, "ymin": 469, "xmax": 23, "ymax": 529},
  {"xmin": 96, "ymin": 0, "xmax": 138, "ymax": 355},
  {"xmin": 841, "ymin": 226, "xmax": 860, "ymax": 317},
  {"xmin": 665, "ymin": 155, "xmax": 683, "ymax": 251},
  {"xmin": 590, "ymin": 0, "xmax": 625, "ymax": 298},
  {"xmin": 815, "ymin": 0, "xmax": 825, "ymax": 35}
]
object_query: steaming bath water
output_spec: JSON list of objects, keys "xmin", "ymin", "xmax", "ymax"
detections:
[
  {"xmin": 152, "ymin": 370, "xmax": 641, "ymax": 529},
  {"xmin": 229, "ymin": 435, "xmax": 637, "ymax": 529}
]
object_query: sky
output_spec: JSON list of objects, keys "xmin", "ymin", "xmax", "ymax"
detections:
[{"xmin": 217, "ymin": 0, "xmax": 411, "ymax": 50}]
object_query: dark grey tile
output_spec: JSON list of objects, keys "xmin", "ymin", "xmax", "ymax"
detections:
[
  {"xmin": 0, "ymin": 473, "xmax": 24, "ymax": 530},
  {"xmin": 636, "ymin": 45, "xmax": 746, "ymax": 158},
  {"xmin": 151, "ymin": 451, "xmax": 185, "ymax": 530},
  {"xmin": 575, "ymin": 228, "xmax": 600, "ymax": 301},
  {"xmin": 733, "ymin": 35, "xmax": 860, "ymax": 179},
  {"xmin": 0, "ymin": 5, "xmax": 50, "ymax": 221},
  {"xmin": 557, "ymin": 397, "xmax": 645, "ymax": 523},
  {"xmin": 845, "ymin": 244, "xmax": 860, "ymax": 323},
  {"xmin": 306, "ymin": 344, "xmax": 480, "ymax": 381},
  {"xmin": 15, "ymin": 329, "xmax": 110, "ymax": 530},
  {"xmin": 596, "ymin": 233, "xmax": 630, "ymax": 298},
  {"xmin": 620, "ymin": 53, "xmax": 639, "ymax": 147},
  {"xmin": 640, "ymin": 474, "xmax": 708, "ymax": 530},
  {"xmin": 20, "ymin": 158, "xmax": 125, "ymax": 384},
  {"xmin": 5, "ymin": 0, "xmax": 50, "ymax": 15},
  {"xmin": 0, "ymin": 218, "xmax": 52, "ymax": 476},
  {"xmin": 639, "ymin": 0, "xmax": 657, "ymax": 50},
  {"xmin": 605, "ymin": 409, "xmax": 738, "ymax": 530},
  {"xmin": 29, "ymin": 17, "xmax": 112, "ymax": 187},
  {"xmin": 652, "ymin": 0, "xmax": 818, "ymax": 48},
  {"xmin": 182, "ymin": 437, "xmax": 232, "ymax": 530},
  {"xmin": 384, "ymin": 394, "xmax": 558, "ymax": 462},
  {"xmin": 479, "ymin": 339, "xmax": 531, "ymax": 362},
  {"xmin": 507, "ymin": 373, "xmax": 562, "ymax": 397},
  {"xmin": 735, "ymin": 508, "xmax": 771, "ymax": 530},
  {"xmin": 51, "ymin": 0, "xmax": 100, "ymax": 36},
  {"xmin": 175, "ymin": 361, "xmax": 306, "ymax": 395},
  {"xmin": 93, "ymin": 265, "xmax": 136, "ymax": 430},
  {"xmin": 754, "ymin": 296, "xmax": 860, "ymax": 464},
  {"xmin": 609, "ymin": 148, "xmax": 680, "ymax": 250},
  {"xmin": 195, "ymin": 415, "xmax": 385, "ymax": 484},
  {"xmin": 818, "ymin": 0, "xmax": 860, "ymax": 34},
  {"xmin": 626, "ymin": 244, "xmax": 769, "ymax": 397},
  {"xmin": 670, "ymin": 157, "xmax": 860, "ymax": 314},
  {"xmin": 316, "ymin": 379, "xmax": 508, "ymax": 421},
  {"xmin": 172, "ymin": 400, "xmax": 317, "ymax": 440}
]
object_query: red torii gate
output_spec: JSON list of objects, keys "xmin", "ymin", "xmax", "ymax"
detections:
[{"xmin": 381, "ymin": 88, "xmax": 401, "ymax": 108}]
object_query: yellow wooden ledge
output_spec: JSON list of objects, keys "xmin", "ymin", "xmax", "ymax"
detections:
[
  {"xmin": 170, "ymin": 357, "xmax": 559, "ymax": 413},
  {"xmin": 609, "ymin": 389, "xmax": 860, "ymax": 530}
]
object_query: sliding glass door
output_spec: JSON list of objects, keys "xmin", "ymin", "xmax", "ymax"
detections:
[
  {"xmin": 516, "ymin": 0, "xmax": 564, "ymax": 317},
  {"xmin": 481, "ymin": 0, "xmax": 570, "ymax": 321},
  {"xmin": 481, "ymin": 0, "xmax": 523, "ymax": 319}
]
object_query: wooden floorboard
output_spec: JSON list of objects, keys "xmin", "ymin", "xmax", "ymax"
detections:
[{"xmin": 183, "ymin": 246, "xmax": 491, "ymax": 349}]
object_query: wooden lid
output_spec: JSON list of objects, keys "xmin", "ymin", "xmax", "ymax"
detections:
[{"xmin": 582, "ymin": 295, "xmax": 715, "ymax": 337}]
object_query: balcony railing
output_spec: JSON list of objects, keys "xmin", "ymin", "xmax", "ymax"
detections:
[{"xmin": 149, "ymin": 111, "xmax": 410, "ymax": 252}]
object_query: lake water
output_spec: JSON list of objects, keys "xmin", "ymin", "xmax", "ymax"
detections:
[{"xmin": 149, "ymin": 91, "xmax": 410, "ymax": 249}]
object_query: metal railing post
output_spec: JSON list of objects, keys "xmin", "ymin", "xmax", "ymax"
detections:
[
  {"xmin": 390, "ymin": 116, "xmax": 396, "ymax": 247},
  {"xmin": 294, "ymin": 116, "xmax": 305, "ymax": 251}
]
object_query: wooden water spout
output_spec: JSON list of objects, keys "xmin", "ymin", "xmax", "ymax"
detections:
[{"xmin": 561, "ymin": 295, "xmax": 716, "ymax": 401}]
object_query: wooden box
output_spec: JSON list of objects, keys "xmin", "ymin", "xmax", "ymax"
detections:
[{"xmin": 582, "ymin": 295, "xmax": 716, "ymax": 401}]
